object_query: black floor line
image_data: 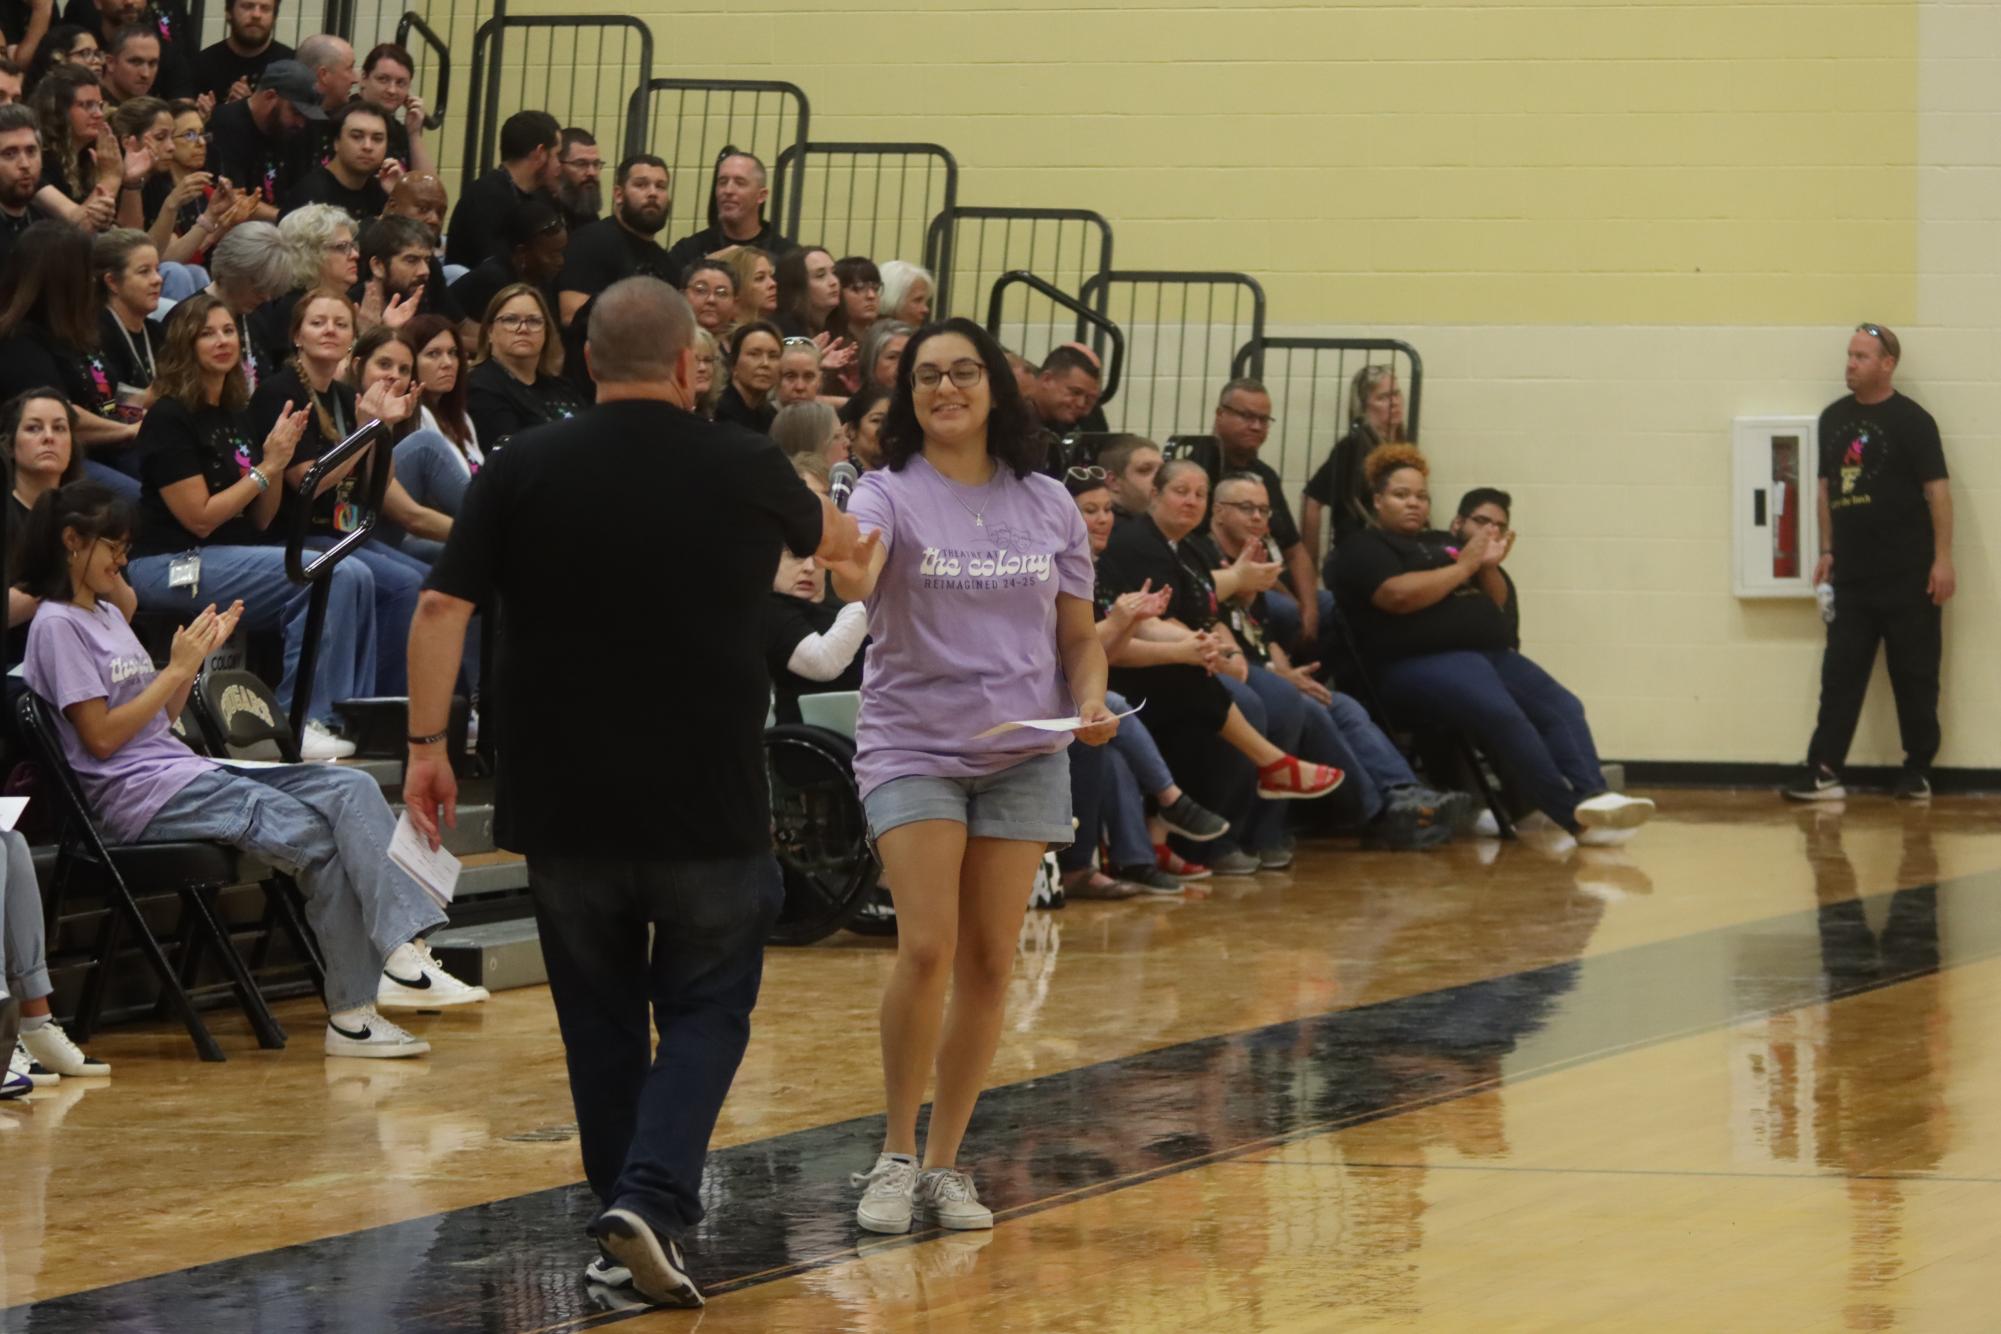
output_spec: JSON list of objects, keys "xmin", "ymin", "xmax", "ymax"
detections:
[{"xmin": 3, "ymin": 860, "xmax": 1985, "ymax": 1333}]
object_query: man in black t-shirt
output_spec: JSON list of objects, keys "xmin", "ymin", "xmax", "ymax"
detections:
[
  {"xmin": 353, "ymin": 213, "xmax": 461, "ymax": 327},
  {"xmin": 209, "ymin": 59, "xmax": 323, "ymax": 218},
  {"xmin": 67, "ymin": 0, "xmax": 193, "ymax": 98},
  {"xmin": 0, "ymin": 105, "xmax": 48, "ymax": 266},
  {"xmin": 403, "ymin": 276, "xmax": 858, "ymax": 1308},
  {"xmin": 448, "ymin": 197, "xmax": 566, "ymax": 328},
  {"xmin": 192, "ymin": 0, "xmax": 291, "ymax": 106},
  {"xmin": 555, "ymin": 153, "xmax": 671, "ymax": 327},
  {"xmin": 661, "ymin": 150, "xmax": 794, "ymax": 283},
  {"xmin": 279, "ymin": 99, "xmax": 388, "ymax": 220},
  {"xmin": 553, "ymin": 127, "xmax": 602, "ymax": 232},
  {"xmin": 1786, "ymin": 324, "xmax": 1953, "ymax": 803},
  {"xmin": 444, "ymin": 109, "xmax": 560, "ymax": 270}
]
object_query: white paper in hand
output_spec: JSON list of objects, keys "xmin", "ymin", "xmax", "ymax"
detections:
[
  {"xmin": 973, "ymin": 700, "xmax": 1143, "ymax": 740},
  {"xmin": 389, "ymin": 810, "xmax": 461, "ymax": 908},
  {"xmin": 0, "ymin": 796, "xmax": 26, "ymax": 832}
]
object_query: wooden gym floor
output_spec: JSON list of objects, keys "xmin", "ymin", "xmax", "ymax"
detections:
[{"xmin": 3, "ymin": 790, "xmax": 1996, "ymax": 1331}]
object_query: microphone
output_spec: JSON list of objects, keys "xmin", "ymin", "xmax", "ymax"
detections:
[{"xmin": 829, "ymin": 461, "xmax": 859, "ymax": 512}]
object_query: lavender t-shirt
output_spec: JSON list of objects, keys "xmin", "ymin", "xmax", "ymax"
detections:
[
  {"xmin": 846, "ymin": 456, "xmax": 1095, "ymax": 796},
  {"xmin": 22, "ymin": 600, "xmax": 217, "ymax": 843}
]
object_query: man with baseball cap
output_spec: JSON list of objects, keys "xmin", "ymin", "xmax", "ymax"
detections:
[{"xmin": 207, "ymin": 57, "xmax": 325, "ymax": 221}]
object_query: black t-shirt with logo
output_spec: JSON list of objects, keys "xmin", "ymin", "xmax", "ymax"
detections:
[
  {"xmin": 250, "ymin": 366, "xmax": 367, "ymax": 536},
  {"xmin": 425, "ymin": 400, "xmax": 823, "ymax": 857},
  {"xmin": 1185, "ymin": 532, "xmax": 1274, "ymax": 667},
  {"xmin": 0, "ymin": 325, "xmax": 117, "ymax": 420},
  {"xmin": 1333, "ymin": 527, "xmax": 1517, "ymax": 669},
  {"xmin": 208, "ymin": 96, "xmax": 305, "ymax": 207},
  {"xmin": 135, "ymin": 397, "xmax": 265, "ymax": 555},
  {"xmin": 555, "ymin": 216, "xmax": 674, "ymax": 302},
  {"xmin": 98, "ymin": 308, "xmax": 161, "ymax": 400},
  {"xmin": 1818, "ymin": 391, "xmax": 1947, "ymax": 587},
  {"xmin": 1180, "ymin": 435, "xmax": 1303, "ymax": 552},
  {"xmin": 191, "ymin": 38, "xmax": 294, "ymax": 106},
  {"xmin": 279, "ymin": 164, "xmax": 386, "ymax": 222},
  {"xmin": 466, "ymin": 357, "xmax": 584, "ymax": 451}
]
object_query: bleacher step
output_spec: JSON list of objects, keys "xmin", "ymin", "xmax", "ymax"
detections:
[{"xmin": 427, "ymin": 917, "xmax": 546, "ymax": 992}]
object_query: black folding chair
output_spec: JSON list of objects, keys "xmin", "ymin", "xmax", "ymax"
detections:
[
  {"xmin": 185, "ymin": 669, "xmax": 328, "ymax": 993},
  {"xmin": 18, "ymin": 693, "xmax": 288, "ymax": 1061}
]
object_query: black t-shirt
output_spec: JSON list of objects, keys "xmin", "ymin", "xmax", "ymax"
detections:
[
  {"xmin": 1097, "ymin": 514, "xmax": 1220, "ymax": 630},
  {"xmin": 763, "ymin": 592, "xmax": 865, "ymax": 724},
  {"xmin": 38, "ymin": 147, "xmax": 96, "ymax": 204},
  {"xmin": 134, "ymin": 396, "xmax": 264, "ymax": 555},
  {"xmin": 663, "ymin": 219, "xmax": 793, "ymax": 286},
  {"xmin": 279, "ymin": 164, "xmax": 386, "ymax": 222},
  {"xmin": 0, "ymin": 326, "xmax": 117, "ymax": 421},
  {"xmin": 1819, "ymin": 391, "xmax": 1947, "ymax": 587},
  {"xmin": 1185, "ymin": 532, "xmax": 1275, "ymax": 667},
  {"xmin": 98, "ymin": 308, "xmax": 162, "ymax": 398},
  {"xmin": 1303, "ymin": 428, "xmax": 1378, "ymax": 548},
  {"xmin": 1188, "ymin": 439, "xmax": 1302, "ymax": 552},
  {"xmin": 555, "ymin": 216, "xmax": 673, "ymax": 303},
  {"xmin": 448, "ymin": 257, "xmax": 552, "ymax": 329},
  {"xmin": 1333, "ymin": 527, "xmax": 1516, "ymax": 668},
  {"xmin": 208, "ymin": 96, "xmax": 305, "ymax": 208},
  {"xmin": 191, "ymin": 38, "xmax": 293, "ymax": 105},
  {"xmin": 425, "ymin": 400, "xmax": 823, "ymax": 857},
  {"xmin": 715, "ymin": 383, "xmax": 776, "ymax": 435},
  {"xmin": 250, "ymin": 366, "xmax": 368, "ymax": 535},
  {"xmin": 466, "ymin": 357, "xmax": 584, "ymax": 450},
  {"xmin": 0, "ymin": 203, "xmax": 46, "ymax": 265},
  {"xmin": 345, "ymin": 266, "xmax": 466, "ymax": 328},
  {"xmin": 444, "ymin": 168, "xmax": 551, "ymax": 270}
]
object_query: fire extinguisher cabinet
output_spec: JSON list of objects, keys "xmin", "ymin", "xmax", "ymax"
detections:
[{"xmin": 1732, "ymin": 415, "xmax": 1820, "ymax": 598}]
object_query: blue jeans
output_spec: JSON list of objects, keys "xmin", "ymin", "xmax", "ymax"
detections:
[
  {"xmin": 297, "ymin": 537, "xmax": 427, "ymax": 696},
  {"xmin": 84, "ymin": 459, "xmax": 142, "ymax": 500},
  {"xmin": 385, "ymin": 430, "xmax": 474, "ymax": 563},
  {"xmin": 1376, "ymin": 649, "xmax": 1605, "ymax": 831},
  {"xmin": 1263, "ymin": 587, "xmax": 1336, "ymax": 658},
  {"xmin": 1, "ymin": 829, "xmax": 47, "ymax": 1004},
  {"xmin": 1062, "ymin": 742, "xmax": 1153, "ymax": 872},
  {"xmin": 1104, "ymin": 689, "xmax": 1175, "ymax": 797},
  {"xmin": 527, "ymin": 852, "xmax": 784, "ymax": 1238},
  {"xmin": 140, "ymin": 766, "xmax": 447, "ymax": 1012},
  {"xmin": 128, "ymin": 545, "xmax": 377, "ymax": 727}
]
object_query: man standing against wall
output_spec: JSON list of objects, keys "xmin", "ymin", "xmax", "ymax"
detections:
[{"xmin": 1785, "ymin": 324, "xmax": 1953, "ymax": 803}]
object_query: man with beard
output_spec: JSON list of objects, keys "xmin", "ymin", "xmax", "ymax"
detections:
[
  {"xmin": 208, "ymin": 58, "xmax": 323, "ymax": 219},
  {"xmin": 555, "ymin": 153, "xmax": 671, "ymax": 327},
  {"xmin": 280, "ymin": 98, "xmax": 390, "ymax": 220},
  {"xmin": 384, "ymin": 172, "xmax": 474, "ymax": 343},
  {"xmin": 193, "ymin": 0, "xmax": 291, "ymax": 106},
  {"xmin": 449, "ymin": 196, "xmax": 567, "ymax": 328},
  {"xmin": 662, "ymin": 150, "xmax": 792, "ymax": 282},
  {"xmin": 0, "ymin": 104, "xmax": 49, "ymax": 266},
  {"xmin": 444, "ymin": 108, "xmax": 559, "ymax": 269},
  {"xmin": 554, "ymin": 128, "xmax": 601, "ymax": 232},
  {"xmin": 355, "ymin": 212, "xmax": 462, "ymax": 329}
]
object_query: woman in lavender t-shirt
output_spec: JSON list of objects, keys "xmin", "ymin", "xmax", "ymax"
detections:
[{"xmin": 827, "ymin": 319, "xmax": 1118, "ymax": 1235}]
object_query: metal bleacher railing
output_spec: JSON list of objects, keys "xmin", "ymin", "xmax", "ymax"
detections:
[
  {"xmin": 1082, "ymin": 270, "xmax": 1265, "ymax": 443},
  {"xmin": 626, "ymin": 79, "xmax": 810, "ymax": 248},
  {"xmin": 985, "ymin": 270, "xmax": 1126, "ymax": 413},
  {"xmin": 1231, "ymin": 336, "xmax": 1426, "ymax": 484},
  {"xmin": 772, "ymin": 141, "xmax": 956, "ymax": 272},
  {"xmin": 463, "ymin": 15, "xmax": 653, "ymax": 184},
  {"xmin": 925, "ymin": 206, "xmax": 1112, "ymax": 326}
]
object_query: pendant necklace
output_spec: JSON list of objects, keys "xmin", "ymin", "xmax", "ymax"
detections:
[{"xmin": 940, "ymin": 469, "xmax": 998, "ymax": 528}]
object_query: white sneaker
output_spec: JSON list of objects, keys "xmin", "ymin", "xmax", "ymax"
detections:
[
  {"xmin": 1574, "ymin": 792, "xmax": 1656, "ymax": 831},
  {"xmin": 12, "ymin": 1039, "xmax": 59, "ymax": 1086},
  {"xmin": 300, "ymin": 722, "xmax": 357, "ymax": 762},
  {"xmin": 1472, "ymin": 809, "xmax": 1501, "ymax": 838},
  {"xmin": 20, "ymin": 1021, "xmax": 109, "ymax": 1077},
  {"xmin": 852, "ymin": 1152, "xmax": 919, "ymax": 1234},
  {"xmin": 583, "ymin": 1256, "xmax": 632, "ymax": 1288},
  {"xmin": 325, "ymin": 1006, "xmax": 431, "ymax": 1059},
  {"xmin": 6, "ymin": 1042, "xmax": 44, "ymax": 1095},
  {"xmin": 1578, "ymin": 826, "xmax": 1639, "ymax": 848},
  {"xmin": 378, "ymin": 940, "xmax": 491, "ymax": 1009},
  {"xmin": 916, "ymin": 1167, "xmax": 994, "ymax": 1230}
]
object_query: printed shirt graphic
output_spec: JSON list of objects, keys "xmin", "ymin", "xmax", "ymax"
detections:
[
  {"xmin": 1817, "ymin": 392, "xmax": 1947, "ymax": 586},
  {"xmin": 846, "ymin": 457, "xmax": 1095, "ymax": 797}
]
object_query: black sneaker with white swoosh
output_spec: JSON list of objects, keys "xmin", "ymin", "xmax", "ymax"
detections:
[{"xmin": 1780, "ymin": 764, "xmax": 1847, "ymax": 802}]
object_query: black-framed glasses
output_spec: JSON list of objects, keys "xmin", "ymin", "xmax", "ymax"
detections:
[
  {"xmin": 494, "ymin": 313, "xmax": 546, "ymax": 331},
  {"xmin": 1461, "ymin": 513, "xmax": 1510, "ymax": 533},
  {"xmin": 1219, "ymin": 403, "xmax": 1275, "ymax": 427},
  {"xmin": 1216, "ymin": 500, "xmax": 1272, "ymax": 518},
  {"xmin": 1065, "ymin": 465, "xmax": 1107, "ymax": 482},
  {"xmin": 913, "ymin": 359, "xmax": 986, "ymax": 389}
]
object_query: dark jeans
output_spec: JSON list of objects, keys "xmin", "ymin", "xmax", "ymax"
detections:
[
  {"xmin": 1377, "ymin": 649, "xmax": 1605, "ymax": 832},
  {"xmin": 1808, "ymin": 576, "xmax": 1942, "ymax": 773},
  {"xmin": 528, "ymin": 851, "xmax": 784, "ymax": 1238}
]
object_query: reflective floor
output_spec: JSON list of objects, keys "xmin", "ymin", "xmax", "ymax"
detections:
[{"xmin": 3, "ymin": 793, "xmax": 1998, "ymax": 1331}]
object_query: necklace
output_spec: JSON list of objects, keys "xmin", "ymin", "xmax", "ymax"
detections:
[{"xmin": 937, "ymin": 467, "xmax": 998, "ymax": 528}]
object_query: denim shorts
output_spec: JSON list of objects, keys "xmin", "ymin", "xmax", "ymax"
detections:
[{"xmin": 863, "ymin": 749, "xmax": 1074, "ymax": 847}]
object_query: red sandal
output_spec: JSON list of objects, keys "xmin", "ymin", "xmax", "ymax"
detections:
[{"xmin": 1256, "ymin": 754, "xmax": 1344, "ymax": 800}]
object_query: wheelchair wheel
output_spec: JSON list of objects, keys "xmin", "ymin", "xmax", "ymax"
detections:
[{"xmin": 763, "ymin": 724, "xmax": 882, "ymax": 945}]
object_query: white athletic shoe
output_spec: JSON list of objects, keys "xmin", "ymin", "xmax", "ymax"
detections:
[
  {"xmin": 377, "ymin": 940, "xmax": 490, "ymax": 1009},
  {"xmin": 6, "ymin": 1042, "xmax": 42, "ymax": 1096},
  {"xmin": 916, "ymin": 1167, "xmax": 994, "ymax": 1230},
  {"xmin": 1574, "ymin": 792, "xmax": 1656, "ymax": 831},
  {"xmin": 299, "ymin": 722, "xmax": 357, "ymax": 762},
  {"xmin": 1577, "ymin": 826, "xmax": 1639, "ymax": 848},
  {"xmin": 20, "ymin": 1021, "xmax": 109, "ymax": 1077},
  {"xmin": 852, "ymin": 1153, "xmax": 919, "ymax": 1234},
  {"xmin": 324, "ymin": 1007, "xmax": 431, "ymax": 1059}
]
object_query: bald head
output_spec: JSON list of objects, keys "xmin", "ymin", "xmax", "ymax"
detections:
[{"xmin": 586, "ymin": 276, "xmax": 695, "ymax": 388}]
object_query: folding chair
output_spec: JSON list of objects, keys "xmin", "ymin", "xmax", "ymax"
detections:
[{"xmin": 18, "ymin": 693, "xmax": 288, "ymax": 1061}]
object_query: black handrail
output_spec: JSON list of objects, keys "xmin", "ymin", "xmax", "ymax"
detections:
[
  {"xmin": 465, "ymin": 14, "xmax": 655, "ymax": 180},
  {"xmin": 395, "ymin": 10, "xmax": 451, "ymax": 131},
  {"xmin": 771, "ymin": 141, "xmax": 957, "ymax": 260},
  {"xmin": 985, "ymin": 269, "xmax": 1125, "ymax": 407},
  {"xmin": 1231, "ymin": 335, "xmax": 1427, "ymax": 443},
  {"xmin": 924, "ymin": 206, "xmax": 1113, "ymax": 321},
  {"xmin": 623, "ymin": 78, "xmax": 810, "ymax": 242},
  {"xmin": 283, "ymin": 417, "xmax": 396, "ymax": 741}
]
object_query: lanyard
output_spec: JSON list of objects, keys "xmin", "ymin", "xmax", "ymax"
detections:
[{"xmin": 113, "ymin": 317, "xmax": 154, "ymax": 383}]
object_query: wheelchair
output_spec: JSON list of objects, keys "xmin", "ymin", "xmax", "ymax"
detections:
[{"xmin": 763, "ymin": 692, "xmax": 896, "ymax": 945}]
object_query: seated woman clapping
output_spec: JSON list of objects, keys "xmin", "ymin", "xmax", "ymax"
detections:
[
  {"xmin": 1332, "ymin": 444, "xmax": 1654, "ymax": 843},
  {"xmin": 19, "ymin": 482, "xmax": 489, "ymax": 1059}
]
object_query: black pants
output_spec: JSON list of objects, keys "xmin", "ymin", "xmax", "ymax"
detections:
[
  {"xmin": 527, "ymin": 851, "xmax": 783, "ymax": 1238},
  {"xmin": 1808, "ymin": 576, "xmax": 1942, "ymax": 773}
]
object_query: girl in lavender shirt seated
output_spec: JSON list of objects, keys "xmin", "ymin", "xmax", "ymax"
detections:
[
  {"xmin": 828, "ymin": 318, "xmax": 1119, "ymax": 1236},
  {"xmin": 19, "ymin": 482, "xmax": 489, "ymax": 1060}
]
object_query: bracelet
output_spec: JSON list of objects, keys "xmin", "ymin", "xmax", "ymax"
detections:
[
  {"xmin": 408, "ymin": 730, "xmax": 448, "ymax": 745},
  {"xmin": 247, "ymin": 466, "xmax": 270, "ymax": 492}
]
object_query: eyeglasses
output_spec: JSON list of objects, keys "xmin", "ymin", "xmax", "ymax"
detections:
[
  {"xmin": 1065, "ymin": 466, "xmax": 1107, "ymax": 483},
  {"xmin": 173, "ymin": 129, "xmax": 205, "ymax": 142},
  {"xmin": 72, "ymin": 49, "xmax": 104, "ymax": 64},
  {"xmin": 1219, "ymin": 404, "xmax": 1275, "ymax": 427},
  {"xmin": 323, "ymin": 239, "xmax": 358, "ymax": 255},
  {"xmin": 562, "ymin": 157, "xmax": 604, "ymax": 173},
  {"xmin": 913, "ymin": 359, "xmax": 986, "ymax": 389},
  {"xmin": 1216, "ymin": 500, "xmax": 1273, "ymax": 518},
  {"xmin": 686, "ymin": 283, "xmax": 730, "ymax": 299},
  {"xmin": 494, "ymin": 313, "xmax": 546, "ymax": 331},
  {"xmin": 1461, "ymin": 513, "xmax": 1510, "ymax": 533}
]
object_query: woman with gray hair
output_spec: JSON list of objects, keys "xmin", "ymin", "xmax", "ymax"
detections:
[
  {"xmin": 860, "ymin": 319, "xmax": 912, "ymax": 393},
  {"xmin": 204, "ymin": 221, "xmax": 297, "ymax": 390},
  {"xmin": 877, "ymin": 260, "xmax": 933, "ymax": 327},
  {"xmin": 768, "ymin": 400, "xmax": 844, "ymax": 466}
]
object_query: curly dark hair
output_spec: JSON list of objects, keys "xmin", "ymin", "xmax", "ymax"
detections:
[{"xmin": 877, "ymin": 318, "xmax": 1042, "ymax": 479}]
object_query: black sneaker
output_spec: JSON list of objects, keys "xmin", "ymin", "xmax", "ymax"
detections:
[
  {"xmin": 1892, "ymin": 771, "xmax": 1932, "ymax": 802},
  {"xmin": 592, "ymin": 1208, "xmax": 703, "ymax": 1309},
  {"xmin": 1158, "ymin": 794, "xmax": 1229, "ymax": 842},
  {"xmin": 1781, "ymin": 764, "xmax": 1846, "ymax": 802},
  {"xmin": 1113, "ymin": 864, "xmax": 1189, "ymax": 895}
]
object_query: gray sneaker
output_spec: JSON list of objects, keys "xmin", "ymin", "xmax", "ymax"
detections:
[
  {"xmin": 1205, "ymin": 848, "xmax": 1262, "ymax": 876},
  {"xmin": 852, "ymin": 1153, "xmax": 919, "ymax": 1234},
  {"xmin": 916, "ymin": 1167, "xmax": 994, "ymax": 1230}
]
